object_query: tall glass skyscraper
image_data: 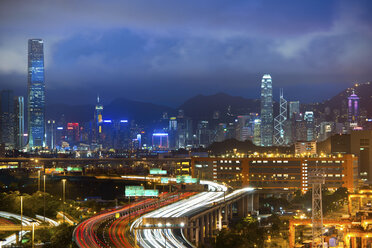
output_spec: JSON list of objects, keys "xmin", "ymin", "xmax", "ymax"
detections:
[
  {"xmin": 260, "ymin": 74, "xmax": 273, "ymax": 146},
  {"xmin": 16, "ymin": 96, "xmax": 24, "ymax": 149},
  {"xmin": 27, "ymin": 39, "xmax": 45, "ymax": 148}
]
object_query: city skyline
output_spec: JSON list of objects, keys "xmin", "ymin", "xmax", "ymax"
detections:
[{"xmin": 0, "ymin": 1, "xmax": 372, "ymax": 106}]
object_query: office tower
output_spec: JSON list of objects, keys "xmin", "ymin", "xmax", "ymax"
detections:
[
  {"xmin": 348, "ymin": 90, "xmax": 359, "ymax": 124},
  {"xmin": 260, "ymin": 74, "xmax": 273, "ymax": 146},
  {"xmin": 152, "ymin": 132, "xmax": 169, "ymax": 150},
  {"xmin": 27, "ymin": 39, "xmax": 45, "ymax": 148},
  {"xmin": 46, "ymin": 120, "xmax": 56, "ymax": 150},
  {"xmin": 93, "ymin": 95, "xmax": 103, "ymax": 144},
  {"xmin": 236, "ymin": 116, "xmax": 249, "ymax": 141},
  {"xmin": 304, "ymin": 111, "xmax": 315, "ymax": 141},
  {"xmin": 318, "ymin": 121, "xmax": 334, "ymax": 142},
  {"xmin": 176, "ymin": 118, "xmax": 193, "ymax": 149},
  {"xmin": 197, "ymin": 121, "xmax": 211, "ymax": 148},
  {"xmin": 253, "ymin": 119, "xmax": 261, "ymax": 146},
  {"xmin": 289, "ymin": 101, "xmax": 300, "ymax": 119},
  {"xmin": 274, "ymin": 89, "xmax": 287, "ymax": 145},
  {"xmin": 235, "ymin": 113, "xmax": 259, "ymax": 142},
  {"xmin": 16, "ymin": 96, "xmax": 24, "ymax": 149},
  {"xmin": 214, "ymin": 123, "xmax": 227, "ymax": 142},
  {"xmin": 0, "ymin": 90, "xmax": 16, "ymax": 148},
  {"xmin": 67, "ymin": 123, "xmax": 80, "ymax": 145},
  {"xmin": 168, "ymin": 117, "xmax": 177, "ymax": 149}
]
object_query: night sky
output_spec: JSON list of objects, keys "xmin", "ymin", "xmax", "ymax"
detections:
[{"xmin": 0, "ymin": 0, "xmax": 372, "ymax": 106}]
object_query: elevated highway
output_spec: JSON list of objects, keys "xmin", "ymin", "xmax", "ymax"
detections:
[{"xmin": 131, "ymin": 181, "xmax": 258, "ymax": 248}]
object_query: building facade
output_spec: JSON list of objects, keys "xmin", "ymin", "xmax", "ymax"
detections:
[
  {"xmin": 347, "ymin": 91, "xmax": 359, "ymax": 125},
  {"xmin": 191, "ymin": 155, "xmax": 358, "ymax": 192},
  {"xmin": 27, "ymin": 39, "xmax": 45, "ymax": 148},
  {"xmin": 260, "ymin": 74, "xmax": 273, "ymax": 146},
  {"xmin": 0, "ymin": 90, "xmax": 16, "ymax": 148}
]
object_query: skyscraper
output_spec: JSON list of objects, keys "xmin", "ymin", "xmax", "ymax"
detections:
[
  {"xmin": 274, "ymin": 89, "xmax": 287, "ymax": 145},
  {"xmin": 46, "ymin": 120, "xmax": 56, "ymax": 150},
  {"xmin": 0, "ymin": 90, "xmax": 16, "ymax": 148},
  {"xmin": 93, "ymin": 95, "xmax": 103, "ymax": 144},
  {"xmin": 348, "ymin": 90, "xmax": 359, "ymax": 124},
  {"xmin": 304, "ymin": 111, "xmax": 315, "ymax": 141},
  {"xmin": 16, "ymin": 96, "xmax": 24, "ymax": 149},
  {"xmin": 27, "ymin": 39, "xmax": 45, "ymax": 148},
  {"xmin": 260, "ymin": 74, "xmax": 273, "ymax": 146},
  {"xmin": 289, "ymin": 101, "xmax": 300, "ymax": 119}
]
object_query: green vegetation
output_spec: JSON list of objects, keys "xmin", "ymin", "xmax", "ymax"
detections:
[
  {"xmin": 21, "ymin": 223, "xmax": 78, "ymax": 248},
  {"xmin": 291, "ymin": 187, "xmax": 348, "ymax": 214},
  {"xmin": 214, "ymin": 217, "xmax": 265, "ymax": 248},
  {"xmin": 0, "ymin": 191, "xmax": 119, "ymax": 221}
]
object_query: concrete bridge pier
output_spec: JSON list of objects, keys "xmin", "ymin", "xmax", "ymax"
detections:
[
  {"xmin": 195, "ymin": 218, "xmax": 200, "ymax": 247},
  {"xmin": 229, "ymin": 204, "xmax": 233, "ymax": 220},
  {"xmin": 201, "ymin": 215, "xmax": 205, "ymax": 244},
  {"xmin": 209, "ymin": 212, "xmax": 213, "ymax": 236},
  {"xmin": 218, "ymin": 208, "xmax": 222, "ymax": 230}
]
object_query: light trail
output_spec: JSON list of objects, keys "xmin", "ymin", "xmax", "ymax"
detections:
[
  {"xmin": 131, "ymin": 182, "xmax": 254, "ymax": 248},
  {"xmin": 73, "ymin": 192, "xmax": 194, "ymax": 248},
  {"xmin": 0, "ymin": 211, "xmax": 42, "ymax": 246}
]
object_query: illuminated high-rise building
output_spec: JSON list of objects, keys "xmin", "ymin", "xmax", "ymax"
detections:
[
  {"xmin": 0, "ymin": 90, "xmax": 16, "ymax": 148},
  {"xmin": 27, "ymin": 39, "xmax": 45, "ymax": 148},
  {"xmin": 93, "ymin": 95, "xmax": 103, "ymax": 144},
  {"xmin": 152, "ymin": 132, "xmax": 169, "ymax": 150},
  {"xmin": 260, "ymin": 74, "xmax": 273, "ymax": 146},
  {"xmin": 46, "ymin": 120, "xmax": 56, "ymax": 150},
  {"xmin": 274, "ymin": 89, "xmax": 287, "ymax": 145},
  {"xmin": 304, "ymin": 111, "xmax": 315, "ymax": 141},
  {"xmin": 289, "ymin": 101, "xmax": 300, "ymax": 119},
  {"xmin": 348, "ymin": 90, "xmax": 359, "ymax": 124},
  {"xmin": 253, "ymin": 119, "xmax": 261, "ymax": 146},
  {"xmin": 16, "ymin": 96, "xmax": 24, "ymax": 149}
]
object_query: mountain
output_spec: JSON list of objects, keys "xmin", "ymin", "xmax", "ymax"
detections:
[
  {"xmin": 103, "ymin": 98, "xmax": 174, "ymax": 124},
  {"xmin": 309, "ymin": 81, "xmax": 372, "ymax": 121},
  {"xmin": 46, "ymin": 104, "xmax": 94, "ymax": 123},
  {"xmin": 178, "ymin": 93, "xmax": 260, "ymax": 121},
  {"xmin": 46, "ymin": 93, "xmax": 265, "ymax": 124},
  {"xmin": 46, "ymin": 99, "xmax": 174, "ymax": 124}
]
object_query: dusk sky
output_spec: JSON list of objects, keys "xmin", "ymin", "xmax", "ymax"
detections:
[{"xmin": 1, "ymin": 0, "xmax": 372, "ymax": 106}]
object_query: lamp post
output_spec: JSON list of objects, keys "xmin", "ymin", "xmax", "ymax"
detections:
[
  {"xmin": 20, "ymin": 195, "xmax": 23, "ymax": 243},
  {"xmin": 43, "ymin": 175, "xmax": 46, "ymax": 222},
  {"xmin": 31, "ymin": 220, "xmax": 36, "ymax": 248},
  {"xmin": 37, "ymin": 170, "xmax": 41, "ymax": 192},
  {"xmin": 62, "ymin": 179, "xmax": 66, "ymax": 223}
]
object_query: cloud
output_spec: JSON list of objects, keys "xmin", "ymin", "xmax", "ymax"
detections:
[{"xmin": 0, "ymin": 0, "xmax": 371, "ymax": 105}]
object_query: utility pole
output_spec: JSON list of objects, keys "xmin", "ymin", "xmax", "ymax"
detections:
[{"xmin": 309, "ymin": 163, "xmax": 325, "ymax": 248}]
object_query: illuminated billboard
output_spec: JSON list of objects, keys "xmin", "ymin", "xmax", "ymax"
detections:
[{"xmin": 149, "ymin": 168, "xmax": 167, "ymax": 175}]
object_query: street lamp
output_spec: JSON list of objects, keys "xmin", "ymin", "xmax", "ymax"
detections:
[
  {"xmin": 20, "ymin": 195, "xmax": 23, "ymax": 243},
  {"xmin": 43, "ymin": 175, "xmax": 46, "ymax": 222},
  {"xmin": 37, "ymin": 170, "xmax": 41, "ymax": 192},
  {"xmin": 62, "ymin": 179, "xmax": 66, "ymax": 223},
  {"xmin": 30, "ymin": 220, "xmax": 37, "ymax": 248}
]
